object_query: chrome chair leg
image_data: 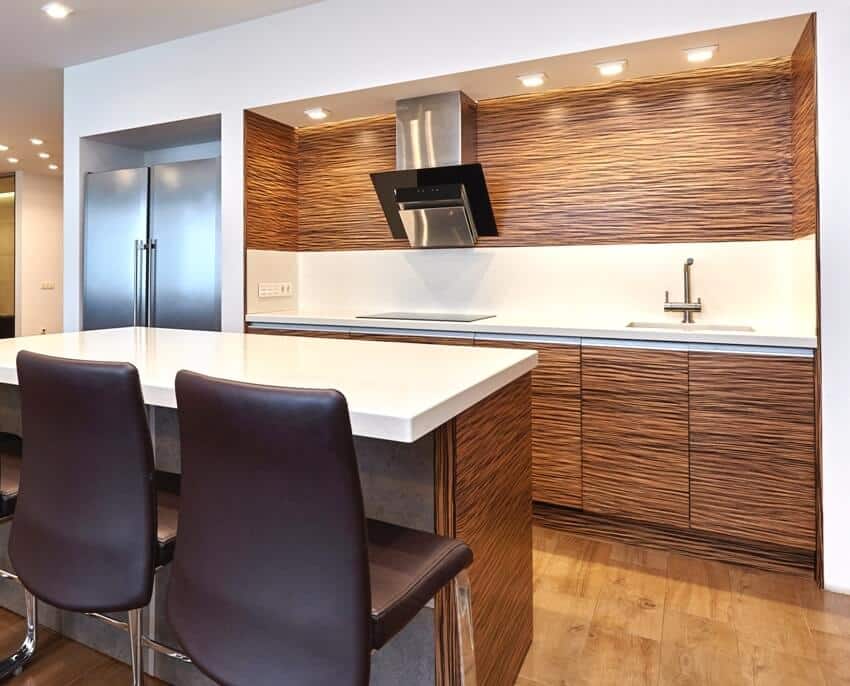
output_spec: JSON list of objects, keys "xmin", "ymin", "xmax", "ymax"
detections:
[
  {"xmin": 0, "ymin": 589, "xmax": 38, "ymax": 679},
  {"xmin": 128, "ymin": 608, "xmax": 143, "ymax": 686},
  {"xmin": 454, "ymin": 570, "xmax": 477, "ymax": 686}
]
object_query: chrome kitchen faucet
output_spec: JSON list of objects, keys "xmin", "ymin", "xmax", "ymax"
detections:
[{"xmin": 664, "ymin": 258, "xmax": 702, "ymax": 324}]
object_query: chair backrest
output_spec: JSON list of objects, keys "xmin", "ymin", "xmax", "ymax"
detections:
[
  {"xmin": 10, "ymin": 350, "xmax": 156, "ymax": 613},
  {"xmin": 169, "ymin": 370, "xmax": 371, "ymax": 686}
]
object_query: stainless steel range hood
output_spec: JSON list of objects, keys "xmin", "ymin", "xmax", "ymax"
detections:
[{"xmin": 371, "ymin": 92, "xmax": 498, "ymax": 248}]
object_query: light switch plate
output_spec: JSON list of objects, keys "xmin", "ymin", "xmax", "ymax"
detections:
[
  {"xmin": 258, "ymin": 282, "xmax": 293, "ymax": 298},
  {"xmin": 40, "ymin": 281, "xmax": 56, "ymax": 290}
]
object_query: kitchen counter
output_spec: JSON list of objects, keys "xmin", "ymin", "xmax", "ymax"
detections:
[
  {"xmin": 246, "ymin": 309, "xmax": 818, "ymax": 349},
  {"xmin": 0, "ymin": 327, "xmax": 536, "ymax": 442},
  {"xmin": 0, "ymin": 327, "xmax": 536, "ymax": 685}
]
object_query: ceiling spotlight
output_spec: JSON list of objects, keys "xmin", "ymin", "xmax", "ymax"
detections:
[
  {"xmin": 30, "ymin": 138, "xmax": 44, "ymax": 146},
  {"xmin": 41, "ymin": 3, "xmax": 73, "ymax": 19},
  {"xmin": 304, "ymin": 107, "xmax": 330, "ymax": 121},
  {"xmin": 685, "ymin": 45, "xmax": 718, "ymax": 63},
  {"xmin": 597, "ymin": 60, "xmax": 627, "ymax": 77},
  {"xmin": 48, "ymin": 164, "xmax": 59, "ymax": 171},
  {"xmin": 518, "ymin": 73, "xmax": 548, "ymax": 88},
  {"xmin": 7, "ymin": 158, "xmax": 19, "ymax": 165},
  {"xmin": 0, "ymin": 145, "xmax": 7, "ymax": 152},
  {"xmin": 39, "ymin": 152, "xmax": 51, "ymax": 159}
]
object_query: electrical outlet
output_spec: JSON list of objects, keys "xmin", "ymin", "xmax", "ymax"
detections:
[{"xmin": 258, "ymin": 282, "xmax": 294, "ymax": 298}]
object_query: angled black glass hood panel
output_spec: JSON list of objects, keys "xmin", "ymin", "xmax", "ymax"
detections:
[{"xmin": 371, "ymin": 163, "xmax": 498, "ymax": 240}]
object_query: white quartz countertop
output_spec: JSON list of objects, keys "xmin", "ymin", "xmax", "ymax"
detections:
[
  {"xmin": 245, "ymin": 310, "xmax": 818, "ymax": 349},
  {"xmin": 0, "ymin": 327, "xmax": 537, "ymax": 443}
]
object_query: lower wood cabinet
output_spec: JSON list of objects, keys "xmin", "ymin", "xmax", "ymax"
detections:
[
  {"xmin": 689, "ymin": 352, "xmax": 816, "ymax": 551},
  {"xmin": 348, "ymin": 332, "xmax": 473, "ymax": 346},
  {"xmin": 581, "ymin": 345, "xmax": 690, "ymax": 528},
  {"xmin": 247, "ymin": 326, "xmax": 349, "ymax": 339},
  {"xmin": 475, "ymin": 338, "xmax": 582, "ymax": 508}
]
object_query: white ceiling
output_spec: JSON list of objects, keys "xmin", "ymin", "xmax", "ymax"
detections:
[
  {"xmin": 0, "ymin": 0, "xmax": 320, "ymax": 175},
  {"xmin": 256, "ymin": 15, "xmax": 809, "ymax": 128}
]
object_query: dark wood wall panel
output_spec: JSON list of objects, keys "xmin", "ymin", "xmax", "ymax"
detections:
[
  {"xmin": 581, "ymin": 346, "xmax": 690, "ymax": 527},
  {"xmin": 246, "ymin": 326, "xmax": 349, "ymax": 339},
  {"xmin": 297, "ymin": 115, "xmax": 402, "ymax": 251},
  {"xmin": 452, "ymin": 374, "xmax": 533, "ymax": 686},
  {"xmin": 475, "ymin": 339, "xmax": 581, "ymax": 507},
  {"xmin": 477, "ymin": 58, "xmax": 793, "ymax": 246},
  {"xmin": 348, "ymin": 332, "xmax": 472, "ymax": 346},
  {"xmin": 246, "ymin": 58, "xmax": 806, "ymax": 252},
  {"xmin": 791, "ymin": 16, "xmax": 818, "ymax": 239},
  {"xmin": 689, "ymin": 352, "xmax": 816, "ymax": 551},
  {"xmin": 244, "ymin": 111, "xmax": 298, "ymax": 251}
]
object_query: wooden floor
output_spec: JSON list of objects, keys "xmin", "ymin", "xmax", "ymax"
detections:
[
  {"xmin": 0, "ymin": 608, "xmax": 163, "ymax": 685},
  {"xmin": 517, "ymin": 526, "xmax": 850, "ymax": 686},
  {"xmin": 0, "ymin": 526, "xmax": 849, "ymax": 685}
]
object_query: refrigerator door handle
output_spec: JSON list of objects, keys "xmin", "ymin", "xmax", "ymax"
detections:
[
  {"xmin": 133, "ymin": 240, "xmax": 143, "ymax": 327},
  {"xmin": 147, "ymin": 239, "xmax": 157, "ymax": 327}
]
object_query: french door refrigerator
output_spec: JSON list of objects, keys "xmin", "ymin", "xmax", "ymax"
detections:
[{"xmin": 83, "ymin": 158, "xmax": 221, "ymax": 332}]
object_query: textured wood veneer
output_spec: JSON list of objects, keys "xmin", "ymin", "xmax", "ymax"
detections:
[
  {"xmin": 348, "ymin": 332, "xmax": 472, "ymax": 346},
  {"xmin": 297, "ymin": 115, "xmax": 402, "ymax": 252},
  {"xmin": 245, "ymin": 58, "xmax": 802, "ymax": 251},
  {"xmin": 581, "ymin": 346, "xmax": 690, "ymax": 528},
  {"xmin": 244, "ymin": 111, "xmax": 298, "ymax": 251},
  {"xmin": 246, "ymin": 326, "xmax": 349, "ymax": 339},
  {"xmin": 476, "ymin": 58, "xmax": 794, "ymax": 246},
  {"xmin": 442, "ymin": 374, "xmax": 533, "ymax": 686},
  {"xmin": 791, "ymin": 16, "xmax": 818, "ymax": 239},
  {"xmin": 475, "ymin": 339, "xmax": 582, "ymax": 507},
  {"xmin": 689, "ymin": 352, "xmax": 816, "ymax": 551}
]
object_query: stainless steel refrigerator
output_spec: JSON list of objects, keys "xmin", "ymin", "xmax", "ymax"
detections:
[{"xmin": 82, "ymin": 158, "xmax": 221, "ymax": 332}]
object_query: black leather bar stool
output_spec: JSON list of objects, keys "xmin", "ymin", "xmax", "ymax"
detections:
[
  {"xmin": 169, "ymin": 370, "xmax": 477, "ymax": 686},
  {"xmin": 0, "ymin": 351, "xmax": 179, "ymax": 684}
]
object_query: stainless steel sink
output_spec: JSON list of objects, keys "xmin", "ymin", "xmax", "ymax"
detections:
[{"xmin": 627, "ymin": 322, "xmax": 755, "ymax": 333}]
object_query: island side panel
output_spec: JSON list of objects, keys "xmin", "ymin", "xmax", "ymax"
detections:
[{"xmin": 435, "ymin": 373, "xmax": 533, "ymax": 686}]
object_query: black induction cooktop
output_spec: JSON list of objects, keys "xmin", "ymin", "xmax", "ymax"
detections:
[{"xmin": 357, "ymin": 312, "xmax": 495, "ymax": 323}]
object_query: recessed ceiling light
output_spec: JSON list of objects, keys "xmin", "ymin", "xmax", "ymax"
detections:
[
  {"xmin": 685, "ymin": 45, "xmax": 718, "ymax": 63},
  {"xmin": 7, "ymin": 158, "xmax": 19, "ymax": 165},
  {"xmin": 304, "ymin": 107, "xmax": 330, "ymax": 121},
  {"xmin": 597, "ymin": 60, "xmax": 627, "ymax": 77},
  {"xmin": 48, "ymin": 164, "xmax": 59, "ymax": 171},
  {"xmin": 41, "ymin": 3, "xmax": 73, "ymax": 19},
  {"xmin": 30, "ymin": 138, "xmax": 44, "ymax": 146},
  {"xmin": 517, "ymin": 73, "xmax": 548, "ymax": 88},
  {"xmin": 0, "ymin": 145, "xmax": 7, "ymax": 152},
  {"xmin": 38, "ymin": 152, "xmax": 51, "ymax": 159}
]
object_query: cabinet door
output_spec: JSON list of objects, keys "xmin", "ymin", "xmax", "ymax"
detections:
[
  {"xmin": 475, "ymin": 339, "xmax": 581, "ymax": 508},
  {"xmin": 248, "ymin": 327, "xmax": 349, "ymax": 339},
  {"xmin": 348, "ymin": 332, "xmax": 473, "ymax": 345},
  {"xmin": 689, "ymin": 352, "xmax": 816, "ymax": 550},
  {"xmin": 581, "ymin": 345, "xmax": 689, "ymax": 527}
]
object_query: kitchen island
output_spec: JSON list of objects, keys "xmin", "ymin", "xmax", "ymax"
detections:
[{"xmin": 0, "ymin": 327, "xmax": 537, "ymax": 686}]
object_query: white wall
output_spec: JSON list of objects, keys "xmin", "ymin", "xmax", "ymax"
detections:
[
  {"xmin": 63, "ymin": 0, "xmax": 850, "ymax": 589},
  {"xmin": 278, "ymin": 240, "xmax": 814, "ymax": 334},
  {"xmin": 14, "ymin": 172, "xmax": 63, "ymax": 336}
]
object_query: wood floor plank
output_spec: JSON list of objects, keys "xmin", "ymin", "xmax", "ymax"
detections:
[
  {"xmin": 665, "ymin": 553, "xmax": 734, "ymax": 623},
  {"xmin": 568, "ymin": 627, "xmax": 661, "ymax": 686},
  {"xmin": 739, "ymin": 640, "xmax": 827, "ymax": 686}
]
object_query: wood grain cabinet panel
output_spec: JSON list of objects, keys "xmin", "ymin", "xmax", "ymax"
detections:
[
  {"xmin": 689, "ymin": 352, "xmax": 816, "ymax": 550},
  {"xmin": 475, "ymin": 339, "xmax": 582, "ymax": 508},
  {"xmin": 248, "ymin": 327, "xmax": 349, "ymax": 339},
  {"xmin": 348, "ymin": 332, "xmax": 473, "ymax": 346},
  {"xmin": 581, "ymin": 346, "xmax": 690, "ymax": 527}
]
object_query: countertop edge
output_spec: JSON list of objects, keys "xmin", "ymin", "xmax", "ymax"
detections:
[{"xmin": 245, "ymin": 313, "xmax": 818, "ymax": 350}]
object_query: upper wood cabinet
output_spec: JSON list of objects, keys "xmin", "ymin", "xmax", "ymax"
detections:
[
  {"xmin": 689, "ymin": 352, "xmax": 816, "ymax": 550},
  {"xmin": 475, "ymin": 338, "xmax": 582, "ymax": 508},
  {"xmin": 581, "ymin": 345, "xmax": 690, "ymax": 528}
]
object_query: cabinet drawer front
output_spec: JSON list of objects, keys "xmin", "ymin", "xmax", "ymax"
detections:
[
  {"xmin": 349, "ymin": 332, "xmax": 472, "ymax": 345},
  {"xmin": 476, "ymin": 339, "xmax": 582, "ymax": 507},
  {"xmin": 581, "ymin": 346, "xmax": 689, "ymax": 527},
  {"xmin": 689, "ymin": 352, "xmax": 816, "ymax": 550},
  {"xmin": 249, "ymin": 327, "xmax": 349, "ymax": 339}
]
